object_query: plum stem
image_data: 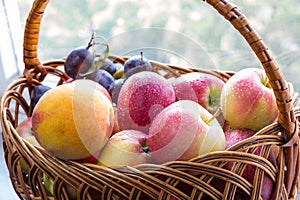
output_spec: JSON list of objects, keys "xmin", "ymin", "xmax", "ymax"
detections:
[
  {"xmin": 86, "ymin": 32, "xmax": 96, "ymax": 50},
  {"xmin": 206, "ymin": 108, "xmax": 222, "ymax": 125},
  {"xmin": 140, "ymin": 52, "xmax": 144, "ymax": 65}
]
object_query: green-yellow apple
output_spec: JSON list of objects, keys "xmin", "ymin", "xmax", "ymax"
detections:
[
  {"xmin": 43, "ymin": 152, "xmax": 101, "ymax": 199},
  {"xmin": 32, "ymin": 79, "xmax": 114, "ymax": 160},
  {"xmin": 97, "ymin": 130, "xmax": 151, "ymax": 167},
  {"xmin": 43, "ymin": 173, "xmax": 54, "ymax": 196},
  {"xmin": 147, "ymin": 100, "xmax": 225, "ymax": 164},
  {"xmin": 43, "ymin": 173, "xmax": 78, "ymax": 199},
  {"xmin": 44, "ymin": 177, "xmax": 102, "ymax": 200},
  {"xmin": 220, "ymin": 68, "xmax": 278, "ymax": 131},
  {"xmin": 169, "ymin": 72, "xmax": 225, "ymax": 115}
]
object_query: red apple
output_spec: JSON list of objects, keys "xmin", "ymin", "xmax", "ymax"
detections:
[
  {"xmin": 148, "ymin": 100, "xmax": 225, "ymax": 164},
  {"xmin": 17, "ymin": 117, "xmax": 40, "ymax": 148},
  {"xmin": 117, "ymin": 71, "xmax": 176, "ymax": 133},
  {"xmin": 73, "ymin": 151, "xmax": 100, "ymax": 164},
  {"xmin": 224, "ymin": 129, "xmax": 276, "ymax": 200},
  {"xmin": 220, "ymin": 68, "xmax": 278, "ymax": 131},
  {"xmin": 169, "ymin": 72, "xmax": 225, "ymax": 115},
  {"xmin": 16, "ymin": 117, "xmax": 41, "ymax": 173},
  {"xmin": 97, "ymin": 130, "xmax": 151, "ymax": 167}
]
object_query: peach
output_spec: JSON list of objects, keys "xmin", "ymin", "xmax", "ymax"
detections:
[{"xmin": 32, "ymin": 79, "xmax": 114, "ymax": 160}]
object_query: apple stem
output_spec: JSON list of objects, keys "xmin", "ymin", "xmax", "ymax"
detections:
[
  {"xmin": 142, "ymin": 143, "xmax": 150, "ymax": 154},
  {"xmin": 206, "ymin": 108, "xmax": 222, "ymax": 125},
  {"xmin": 262, "ymin": 76, "xmax": 270, "ymax": 87}
]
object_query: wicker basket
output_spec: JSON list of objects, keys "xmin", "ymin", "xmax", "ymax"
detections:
[{"xmin": 1, "ymin": 0, "xmax": 300, "ymax": 199}]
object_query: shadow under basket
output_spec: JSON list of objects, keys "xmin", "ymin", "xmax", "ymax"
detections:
[{"xmin": 1, "ymin": 0, "xmax": 300, "ymax": 199}]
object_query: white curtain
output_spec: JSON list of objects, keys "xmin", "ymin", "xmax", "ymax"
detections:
[{"xmin": 0, "ymin": 1, "xmax": 23, "ymax": 199}]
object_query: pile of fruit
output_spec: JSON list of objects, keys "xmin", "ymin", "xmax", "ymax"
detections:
[{"xmin": 17, "ymin": 34, "xmax": 279, "ymax": 199}]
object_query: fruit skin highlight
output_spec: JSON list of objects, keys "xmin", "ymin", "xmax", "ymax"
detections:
[
  {"xmin": 220, "ymin": 68, "xmax": 278, "ymax": 131},
  {"xmin": 32, "ymin": 79, "xmax": 114, "ymax": 160}
]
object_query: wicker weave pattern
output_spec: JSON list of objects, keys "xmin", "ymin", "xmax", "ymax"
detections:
[{"xmin": 1, "ymin": 0, "xmax": 300, "ymax": 199}]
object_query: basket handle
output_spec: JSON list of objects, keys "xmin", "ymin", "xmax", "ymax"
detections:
[
  {"xmin": 23, "ymin": 0, "xmax": 298, "ymax": 194},
  {"xmin": 203, "ymin": 1, "xmax": 297, "ymax": 136},
  {"xmin": 203, "ymin": 0, "xmax": 298, "ymax": 196},
  {"xmin": 23, "ymin": 0, "xmax": 297, "ymax": 139},
  {"xmin": 23, "ymin": 0, "xmax": 296, "ymax": 139},
  {"xmin": 23, "ymin": 0, "xmax": 49, "ymax": 69}
]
